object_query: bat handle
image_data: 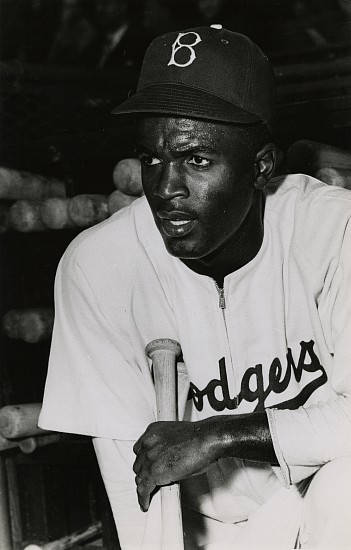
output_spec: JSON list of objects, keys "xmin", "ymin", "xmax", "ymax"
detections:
[
  {"xmin": 146, "ymin": 338, "xmax": 181, "ymax": 421},
  {"xmin": 145, "ymin": 338, "xmax": 184, "ymax": 550}
]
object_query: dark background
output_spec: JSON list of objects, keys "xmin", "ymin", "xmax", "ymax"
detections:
[{"xmin": 0, "ymin": 1, "xmax": 350, "ymax": 548}]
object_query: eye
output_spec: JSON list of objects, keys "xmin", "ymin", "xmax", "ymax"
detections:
[
  {"xmin": 139, "ymin": 155, "xmax": 161, "ymax": 167},
  {"xmin": 188, "ymin": 156, "xmax": 211, "ymax": 167}
]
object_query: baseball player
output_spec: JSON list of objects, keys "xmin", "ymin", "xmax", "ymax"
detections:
[{"xmin": 39, "ymin": 26, "xmax": 351, "ymax": 548}]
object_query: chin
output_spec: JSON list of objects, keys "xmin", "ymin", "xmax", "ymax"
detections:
[{"xmin": 163, "ymin": 238, "xmax": 206, "ymax": 260}]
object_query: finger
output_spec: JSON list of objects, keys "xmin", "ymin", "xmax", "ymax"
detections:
[
  {"xmin": 133, "ymin": 454, "xmax": 143, "ymax": 474},
  {"xmin": 133, "ymin": 447, "xmax": 156, "ymax": 477},
  {"xmin": 134, "ymin": 433, "xmax": 161, "ymax": 458},
  {"xmin": 136, "ymin": 475, "xmax": 156, "ymax": 512},
  {"xmin": 133, "ymin": 424, "xmax": 157, "ymax": 454},
  {"xmin": 133, "ymin": 435, "xmax": 144, "ymax": 455}
]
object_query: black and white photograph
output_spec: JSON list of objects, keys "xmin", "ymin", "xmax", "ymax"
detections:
[{"xmin": 0, "ymin": 1, "xmax": 350, "ymax": 549}]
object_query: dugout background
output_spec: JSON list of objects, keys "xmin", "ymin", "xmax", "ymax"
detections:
[{"xmin": 0, "ymin": 1, "xmax": 350, "ymax": 548}]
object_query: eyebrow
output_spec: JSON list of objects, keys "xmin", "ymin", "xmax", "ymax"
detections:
[
  {"xmin": 136, "ymin": 144, "xmax": 221, "ymax": 157},
  {"xmin": 179, "ymin": 144, "xmax": 220, "ymax": 156}
]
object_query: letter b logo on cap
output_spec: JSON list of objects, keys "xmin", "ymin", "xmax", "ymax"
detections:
[{"xmin": 168, "ymin": 32, "xmax": 202, "ymax": 68}]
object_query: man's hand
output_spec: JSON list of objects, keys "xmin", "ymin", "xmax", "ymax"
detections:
[
  {"xmin": 133, "ymin": 412, "xmax": 277, "ymax": 511},
  {"xmin": 133, "ymin": 420, "xmax": 219, "ymax": 511}
]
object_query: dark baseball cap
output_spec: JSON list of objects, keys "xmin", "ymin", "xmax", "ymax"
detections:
[{"xmin": 112, "ymin": 26, "xmax": 276, "ymax": 130}]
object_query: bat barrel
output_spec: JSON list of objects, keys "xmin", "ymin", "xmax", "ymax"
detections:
[
  {"xmin": 24, "ymin": 521, "xmax": 102, "ymax": 550},
  {"xmin": 0, "ymin": 166, "xmax": 66, "ymax": 201},
  {"xmin": 0, "ymin": 403, "xmax": 46, "ymax": 439},
  {"xmin": 112, "ymin": 158, "xmax": 142, "ymax": 196},
  {"xmin": 68, "ymin": 194, "xmax": 109, "ymax": 227},
  {"xmin": 2, "ymin": 308, "xmax": 54, "ymax": 344},
  {"xmin": 287, "ymin": 139, "xmax": 351, "ymax": 174},
  {"xmin": 315, "ymin": 167, "xmax": 351, "ymax": 189},
  {"xmin": 108, "ymin": 189, "xmax": 138, "ymax": 215},
  {"xmin": 9, "ymin": 200, "xmax": 45, "ymax": 232},
  {"xmin": 40, "ymin": 198, "xmax": 75, "ymax": 230}
]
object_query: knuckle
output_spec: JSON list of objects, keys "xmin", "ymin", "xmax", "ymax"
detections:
[{"xmin": 146, "ymin": 448, "xmax": 155, "ymax": 461}]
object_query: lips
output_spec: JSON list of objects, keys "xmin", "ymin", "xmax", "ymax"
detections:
[{"xmin": 156, "ymin": 209, "xmax": 196, "ymax": 238}]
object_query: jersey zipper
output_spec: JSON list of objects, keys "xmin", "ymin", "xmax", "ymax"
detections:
[
  {"xmin": 216, "ymin": 284, "xmax": 226, "ymax": 309},
  {"xmin": 213, "ymin": 280, "xmax": 239, "ymax": 408}
]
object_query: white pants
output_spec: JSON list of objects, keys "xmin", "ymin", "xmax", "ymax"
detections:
[
  {"xmin": 184, "ymin": 457, "xmax": 351, "ymax": 549},
  {"xmin": 93, "ymin": 438, "xmax": 351, "ymax": 550},
  {"xmin": 299, "ymin": 456, "xmax": 351, "ymax": 549}
]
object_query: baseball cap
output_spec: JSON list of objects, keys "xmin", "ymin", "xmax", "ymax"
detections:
[{"xmin": 112, "ymin": 26, "xmax": 275, "ymax": 130}]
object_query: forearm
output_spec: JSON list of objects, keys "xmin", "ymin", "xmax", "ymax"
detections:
[
  {"xmin": 195, "ymin": 411, "xmax": 278, "ymax": 465},
  {"xmin": 199, "ymin": 394, "xmax": 351, "ymax": 485},
  {"xmin": 133, "ymin": 412, "xmax": 278, "ymax": 510},
  {"xmin": 267, "ymin": 395, "xmax": 351, "ymax": 485}
]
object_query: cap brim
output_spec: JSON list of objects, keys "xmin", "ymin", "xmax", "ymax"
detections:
[{"xmin": 112, "ymin": 83, "xmax": 262, "ymax": 125}]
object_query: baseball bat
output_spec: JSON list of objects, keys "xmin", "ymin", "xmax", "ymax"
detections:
[
  {"xmin": 0, "ymin": 434, "xmax": 18, "ymax": 452},
  {"xmin": 287, "ymin": 140, "xmax": 351, "ymax": 175},
  {"xmin": 145, "ymin": 338, "xmax": 184, "ymax": 550},
  {"xmin": 0, "ymin": 166, "xmax": 66, "ymax": 201},
  {"xmin": 18, "ymin": 433, "xmax": 62, "ymax": 454},
  {"xmin": 67, "ymin": 194, "xmax": 109, "ymax": 227},
  {"xmin": 0, "ymin": 433, "xmax": 61, "ymax": 453},
  {"xmin": 112, "ymin": 158, "xmax": 143, "ymax": 196},
  {"xmin": 24, "ymin": 521, "xmax": 102, "ymax": 550},
  {"xmin": 9, "ymin": 200, "xmax": 45, "ymax": 232},
  {"xmin": 108, "ymin": 189, "xmax": 138, "ymax": 215},
  {"xmin": 0, "ymin": 456, "xmax": 11, "ymax": 550},
  {"xmin": 40, "ymin": 198, "xmax": 75, "ymax": 229},
  {"xmin": 0, "ymin": 403, "xmax": 47, "ymax": 439},
  {"xmin": 2, "ymin": 308, "xmax": 54, "ymax": 343},
  {"xmin": 315, "ymin": 167, "xmax": 351, "ymax": 190}
]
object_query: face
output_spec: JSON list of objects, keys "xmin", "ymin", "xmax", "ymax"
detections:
[{"xmin": 137, "ymin": 116, "xmax": 261, "ymax": 270}]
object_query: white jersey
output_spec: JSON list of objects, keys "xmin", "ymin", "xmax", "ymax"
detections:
[{"xmin": 39, "ymin": 173, "xmax": 351, "ymax": 528}]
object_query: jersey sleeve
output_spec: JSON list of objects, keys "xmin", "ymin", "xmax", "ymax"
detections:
[
  {"xmin": 39, "ymin": 245, "xmax": 156, "ymax": 441},
  {"xmin": 267, "ymin": 218, "xmax": 351, "ymax": 486}
]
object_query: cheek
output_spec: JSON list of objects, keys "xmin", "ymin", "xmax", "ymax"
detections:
[
  {"xmin": 202, "ymin": 180, "xmax": 254, "ymax": 233},
  {"xmin": 190, "ymin": 167, "xmax": 230, "ymax": 203},
  {"xmin": 141, "ymin": 170, "xmax": 156, "ymax": 199},
  {"xmin": 195, "ymin": 175, "xmax": 235, "ymax": 217}
]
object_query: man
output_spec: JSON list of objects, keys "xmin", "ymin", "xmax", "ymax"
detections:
[{"xmin": 39, "ymin": 26, "xmax": 351, "ymax": 548}]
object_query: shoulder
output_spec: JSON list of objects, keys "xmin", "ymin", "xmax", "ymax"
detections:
[
  {"xmin": 266, "ymin": 172, "xmax": 351, "ymax": 220},
  {"xmin": 265, "ymin": 173, "xmax": 351, "ymax": 263},
  {"xmin": 60, "ymin": 197, "xmax": 153, "ymax": 279}
]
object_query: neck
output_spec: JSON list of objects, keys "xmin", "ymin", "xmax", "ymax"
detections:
[{"xmin": 182, "ymin": 193, "xmax": 265, "ymax": 288}]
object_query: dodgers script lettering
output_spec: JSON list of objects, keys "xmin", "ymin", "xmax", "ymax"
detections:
[{"xmin": 190, "ymin": 340, "xmax": 327, "ymax": 412}]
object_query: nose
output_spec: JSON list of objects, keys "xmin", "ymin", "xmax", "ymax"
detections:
[{"xmin": 155, "ymin": 163, "xmax": 189, "ymax": 201}]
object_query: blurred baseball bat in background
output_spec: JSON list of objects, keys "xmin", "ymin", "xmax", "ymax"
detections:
[
  {"xmin": 112, "ymin": 158, "xmax": 142, "ymax": 196},
  {"xmin": 68, "ymin": 194, "xmax": 109, "ymax": 227},
  {"xmin": 287, "ymin": 140, "xmax": 351, "ymax": 176},
  {"xmin": 0, "ymin": 167, "xmax": 66, "ymax": 201},
  {"xmin": 2, "ymin": 308, "xmax": 54, "ymax": 344}
]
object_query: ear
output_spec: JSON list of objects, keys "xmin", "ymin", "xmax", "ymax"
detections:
[{"xmin": 253, "ymin": 143, "xmax": 277, "ymax": 190}]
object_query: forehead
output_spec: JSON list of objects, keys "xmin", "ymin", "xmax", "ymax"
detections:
[{"xmin": 137, "ymin": 116, "xmax": 245, "ymax": 152}]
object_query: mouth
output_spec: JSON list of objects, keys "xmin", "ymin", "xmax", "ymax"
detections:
[{"xmin": 156, "ymin": 210, "xmax": 196, "ymax": 238}]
